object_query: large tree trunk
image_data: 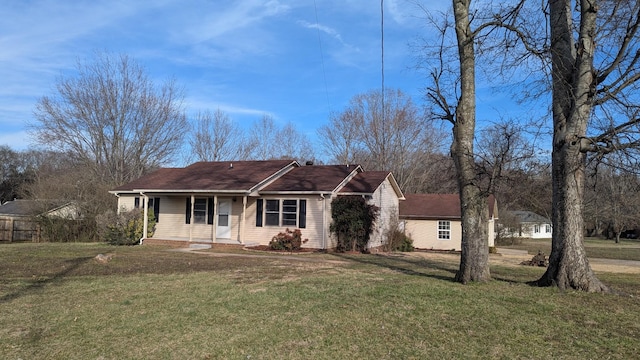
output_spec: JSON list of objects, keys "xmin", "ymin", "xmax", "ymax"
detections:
[
  {"xmin": 535, "ymin": 0, "xmax": 608, "ymax": 292},
  {"xmin": 452, "ymin": 0, "xmax": 490, "ymax": 283}
]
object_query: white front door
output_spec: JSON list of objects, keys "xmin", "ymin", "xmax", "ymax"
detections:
[{"xmin": 216, "ymin": 199, "xmax": 231, "ymax": 239}]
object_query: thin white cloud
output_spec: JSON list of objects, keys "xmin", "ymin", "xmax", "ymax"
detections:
[
  {"xmin": 297, "ymin": 20, "xmax": 360, "ymax": 52},
  {"xmin": 185, "ymin": 96, "xmax": 273, "ymax": 118},
  {"xmin": 179, "ymin": 0, "xmax": 291, "ymax": 44}
]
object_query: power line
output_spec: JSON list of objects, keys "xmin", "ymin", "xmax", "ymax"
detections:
[{"xmin": 313, "ymin": 0, "xmax": 331, "ymax": 113}]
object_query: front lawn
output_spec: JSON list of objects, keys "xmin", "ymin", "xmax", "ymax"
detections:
[{"xmin": 1, "ymin": 243, "xmax": 639, "ymax": 359}]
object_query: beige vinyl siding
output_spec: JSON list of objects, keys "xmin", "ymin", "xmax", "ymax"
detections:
[
  {"xmin": 153, "ymin": 196, "xmax": 240, "ymax": 242},
  {"xmin": 487, "ymin": 219, "xmax": 495, "ymax": 246},
  {"xmin": 117, "ymin": 195, "xmax": 138, "ymax": 212},
  {"xmin": 404, "ymin": 219, "xmax": 463, "ymax": 251},
  {"xmin": 368, "ymin": 178, "xmax": 400, "ymax": 249},
  {"xmin": 153, "ymin": 196, "xmax": 200, "ymax": 240},
  {"xmin": 243, "ymin": 195, "xmax": 327, "ymax": 248}
]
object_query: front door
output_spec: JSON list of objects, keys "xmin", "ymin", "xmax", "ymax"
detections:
[{"xmin": 216, "ymin": 199, "xmax": 231, "ymax": 239}]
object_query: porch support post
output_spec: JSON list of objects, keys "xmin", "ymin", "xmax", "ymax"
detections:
[
  {"xmin": 189, "ymin": 195, "xmax": 195, "ymax": 242},
  {"xmin": 213, "ymin": 195, "xmax": 218, "ymax": 242},
  {"xmin": 141, "ymin": 192, "xmax": 149, "ymax": 243},
  {"xmin": 240, "ymin": 196, "xmax": 247, "ymax": 244}
]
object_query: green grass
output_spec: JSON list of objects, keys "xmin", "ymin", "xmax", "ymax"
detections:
[
  {"xmin": 498, "ymin": 237, "xmax": 640, "ymax": 261},
  {"xmin": 1, "ymin": 243, "xmax": 639, "ymax": 359}
]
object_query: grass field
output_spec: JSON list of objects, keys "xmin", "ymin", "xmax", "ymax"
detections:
[
  {"xmin": 1, "ymin": 243, "xmax": 639, "ymax": 359},
  {"xmin": 498, "ymin": 237, "xmax": 640, "ymax": 261}
]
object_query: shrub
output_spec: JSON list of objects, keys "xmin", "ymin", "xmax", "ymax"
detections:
[
  {"xmin": 383, "ymin": 228, "xmax": 415, "ymax": 252},
  {"xmin": 495, "ymin": 236, "xmax": 523, "ymax": 246},
  {"xmin": 396, "ymin": 233, "xmax": 415, "ymax": 252},
  {"xmin": 269, "ymin": 228, "xmax": 308, "ymax": 252},
  {"xmin": 96, "ymin": 208, "xmax": 155, "ymax": 245},
  {"xmin": 330, "ymin": 196, "xmax": 379, "ymax": 253},
  {"xmin": 35, "ymin": 216, "xmax": 97, "ymax": 242}
]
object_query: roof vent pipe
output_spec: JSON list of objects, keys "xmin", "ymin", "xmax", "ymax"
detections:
[{"xmin": 229, "ymin": 163, "xmax": 233, "ymax": 169}]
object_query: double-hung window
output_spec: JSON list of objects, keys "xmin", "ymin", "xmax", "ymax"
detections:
[
  {"xmin": 257, "ymin": 199, "xmax": 306, "ymax": 228},
  {"xmin": 282, "ymin": 200, "xmax": 298, "ymax": 226},
  {"xmin": 265, "ymin": 200, "xmax": 280, "ymax": 226},
  {"xmin": 438, "ymin": 220, "xmax": 451, "ymax": 240},
  {"xmin": 193, "ymin": 198, "xmax": 207, "ymax": 224},
  {"xmin": 185, "ymin": 197, "xmax": 215, "ymax": 225},
  {"xmin": 545, "ymin": 224, "xmax": 552, "ymax": 233}
]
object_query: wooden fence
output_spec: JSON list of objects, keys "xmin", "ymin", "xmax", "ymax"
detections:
[{"xmin": 0, "ymin": 217, "xmax": 41, "ymax": 242}]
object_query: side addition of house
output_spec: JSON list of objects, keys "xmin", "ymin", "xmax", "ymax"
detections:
[{"xmin": 399, "ymin": 194, "xmax": 498, "ymax": 251}]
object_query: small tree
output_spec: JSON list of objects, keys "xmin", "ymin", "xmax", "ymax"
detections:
[{"xmin": 329, "ymin": 196, "xmax": 379, "ymax": 252}]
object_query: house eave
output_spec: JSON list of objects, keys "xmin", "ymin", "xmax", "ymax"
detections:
[
  {"xmin": 400, "ymin": 215, "xmax": 461, "ymax": 220},
  {"xmin": 338, "ymin": 192, "xmax": 374, "ymax": 197},
  {"xmin": 259, "ymin": 191, "xmax": 333, "ymax": 196},
  {"xmin": 112, "ymin": 189, "xmax": 252, "ymax": 195}
]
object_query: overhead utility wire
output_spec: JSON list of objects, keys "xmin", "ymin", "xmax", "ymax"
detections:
[{"xmin": 313, "ymin": 0, "xmax": 331, "ymax": 113}]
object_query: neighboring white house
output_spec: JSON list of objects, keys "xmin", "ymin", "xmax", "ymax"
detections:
[
  {"xmin": 399, "ymin": 194, "xmax": 498, "ymax": 251},
  {"xmin": 110, "ymin": 160, "xmax": 404, "ymax": 250},
  {"xmin": 504, "ymin": 210, "xmax": 552, "ymax": 239}
]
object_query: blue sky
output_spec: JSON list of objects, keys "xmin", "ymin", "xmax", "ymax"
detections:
[{"xmin": 1, "ymin": 1, "xmax": 533, "ymax": 160}]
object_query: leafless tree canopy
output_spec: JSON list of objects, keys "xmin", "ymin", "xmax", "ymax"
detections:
[
  {"xmin": 189, "ymin": 108, "xmax": 245, "ymax": 162},
  {"xmin": 31, "ymin": 52, "xmax": 187, "ymax": 186},
  {"xmin": 318, "ymin": 88, "xmax": 448, "ymax": 193},
  {"xmin": 244, "ymin": 114, "xmax": 315, "ymax": 163}
]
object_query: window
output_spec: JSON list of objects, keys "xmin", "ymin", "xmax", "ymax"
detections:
[
  {"xmin": 265, "ymin": 200, "xmax": 280, "ymax": 226},
  {"xmin": 545, "ymin": 224, "xmax": 552, "ymax": 233},
  {"xmin": 135, "ymin": 197, "xmax": 160, "ymax": 222},
  {"xmin": 438, "ymin": 221, "xmax": 451, "ymax": 240},
  {"xmin": 185, "ymin": 197, "xmax": 214, "ymax": 225},
  {"xmin": 282, "ymin": 200, "xmax": 297, "ymax": 226},
  {"xmin": 534, "ymin": 224, "xmax": 540, "ymax": 233},
  {"xmin": 257, "ymin": 199, "xmax": 307, "ymax": 228}
]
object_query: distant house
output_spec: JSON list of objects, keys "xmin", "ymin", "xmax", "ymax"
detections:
[
  {"xmin": 504, "ymin": 210, "xmax": 552, "ymax": 239},
  {"xmin": 0, "ymin": 199, "xmax": 80, "ymax": 242},
  {"xmin": 110, "ymin": 160, "xmax": 404, "ymax": 250},
  {"xmin": 399, "ymin": 194, "xmax": 498, "ymax": 251}
]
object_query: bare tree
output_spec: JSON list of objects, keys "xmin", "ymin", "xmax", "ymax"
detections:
[
  {"xmin": 318, "ymin": 110, "xmax": 362, "ymax": 164},
  {"xmin": 475, "ymin": 120, "xmax": 541, "ymax": 209},
  {"xmin": 189, "ymin": 108, "xmax": 245, "ymax": 162},
  {"xmin": 425, "ymin": 0, "xmax": 493, "ymax": 283},
  {"xmin": 0, "ymin": 146, "xmax": 38, "ymax": 203},
  {"xmin": 31, "ymin": 52, "xmax": 187, "ymax": 186},
  {"xmin": 277, "ymin": 122, "xmax": 316, "ymax": 163},
  {"xmin": 533, "ymin": 1, "xmax": 640, "ymax": 292},
  {"xmin": 318, "ymin": 88, "xmax": 447, "ymax": 192},
  {"xmin": 245, "ymin": 114, "xmax": 316, "ymax": 162}
]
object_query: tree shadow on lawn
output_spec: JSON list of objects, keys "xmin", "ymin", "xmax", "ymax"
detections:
[
  {"xmin": 331, "ymin": 252, "xmax": 525, "ymax": 285},
  {"xmin": 330, "ymin": 253, "xmax": 458, "ymax": 282},
  {"xmin": 0, "ymin": 256, "xmax": 94, "ymax": 304}
]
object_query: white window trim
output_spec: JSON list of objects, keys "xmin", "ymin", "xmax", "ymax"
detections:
[
  {"xmin": 263, "ymin": 199, "xmax": 303, "ymax": 227},
  {"xmin": 438, "ymin": 220, "xmax": 451, "ymax": 240},
  {"xmin": 193, "ymin": 198, "xmax": 208, "ymax": 224}
]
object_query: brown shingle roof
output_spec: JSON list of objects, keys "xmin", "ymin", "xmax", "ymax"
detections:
[
  {"xmin": 339, "ymin": 171, "xmax": 390, "ymax": 194},
  {"xmin": 399, "ymin": 194, "xmax": 496, "ymax": 219},
  {"xmin": 0, "ymin": 199, "xmax": 71, "ymax": 216},
  {"xmin": 261, "ymin": 165, "xmax": 360, "ymax": 193},
  {"xmin": 112, "ymin": 160, "xmax": 296, "ymax": 192}
]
